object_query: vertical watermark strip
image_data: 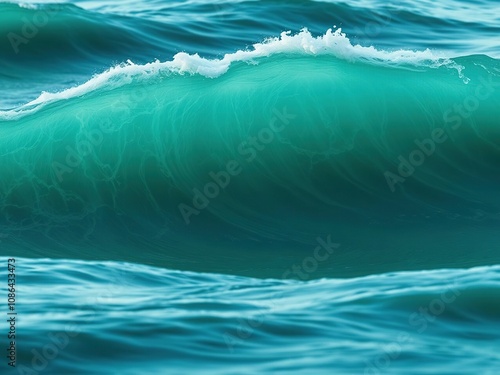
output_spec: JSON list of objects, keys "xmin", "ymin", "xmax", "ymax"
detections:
[{"xmin": 6, "ymin": 258, "xmax": 16, "ymax": 368}]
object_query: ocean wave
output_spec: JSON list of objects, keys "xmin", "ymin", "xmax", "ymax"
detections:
[
  {"xmin": 2, "ymin": 0, "xmax": 499, "ymax": 108},
  {"xmin": 9, "ymin": 257, "xmax": 500, "ymax": 374},
  {"xmin": 0, "ymin": 44, "xmax": 499, "ymax": 277},
  {"xmin": 3, "ymin": 1, "xmax": 500, "ymax": 374},
  {"xmin": 0, "ymin": 28, "xmax": 465, "ymax": 117}
]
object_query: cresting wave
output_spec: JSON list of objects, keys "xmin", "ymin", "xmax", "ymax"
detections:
[
  {"xmin": 3, "ymin": 1, "xmax": 500, "ymax": 374},
  {"xmin": 0, "ymin": 28, "xmax": 460, "ymax": 118},
  {"xmin": 1, "ymin": 29, "xmax": 499, "ymax": 278},
  {"xmin": 2, "ymin": 0, "xmax": 499, "ymax": 107}
]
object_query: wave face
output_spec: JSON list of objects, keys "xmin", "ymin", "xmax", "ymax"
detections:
[
  {"xmin": 8, "ymin": 257, "xmax": 500, "ymax": 374},
  {"xmin": 1, "ymin": 31, "xmax": 500, "ymax": 277}
]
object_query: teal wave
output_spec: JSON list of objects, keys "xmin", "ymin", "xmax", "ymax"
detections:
[
  {"xmin": 1, "ymin": 54, "xmax": 499, "ymax": 277},
  {"xmin": 2, "ymin": 0, "xmax": 500, "ymax": 108},
  {"xmin": 2, "ymin": 2, "xmax": 500, "ymax": 375},
  {"xmin": 8, "ymin": 257, "xmax": 500, "ymax": 374}
]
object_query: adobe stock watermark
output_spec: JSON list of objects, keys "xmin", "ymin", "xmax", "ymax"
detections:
[
  {"xmin": 385, "ymin": 71, "xmax": 500, "ymax": 192},
  {"xmin": 364, "ymin": 282, "xmax": 462, "ymax": 374},
  {"xmin": 223, "ymin": 235, "xmax": 339, "ymax": 352},
  {"xmin": 350, "ymin": 11, "xmax": 392, "ymax": 46},
  {"xmin": 51, "ymin": 117, "xmax": 123, "ymax": 183},
  {"xmin": 212, "ymin": 2, "xmax": 227, "ymax": 21},
  {"xmin": 178, "ymin": 107, "xmax": 297, "ymax": 224},
  {"xmin": 16, "ymin": 268, "xmax": 135, "ymax": 375},
  {"xmin": 8, "ymin": 5, "xmax": 62, "ymax": 54},
  {"xmin": 50, "ymin": 66, "xmax": 168, "ymax": 184}
]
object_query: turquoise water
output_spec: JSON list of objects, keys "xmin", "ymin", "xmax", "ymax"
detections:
[
  {"xmin": 1, "ymin": 0, "xmax": 500, "ymax": 373},
  {"xmin": 4, "ymin": 258, "xmax": 500, "ymax": 374}
]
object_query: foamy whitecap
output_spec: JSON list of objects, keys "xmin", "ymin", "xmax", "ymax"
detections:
[{"xmin": 0, "ymin": 28, "xmax": 460, "ymax": 119}]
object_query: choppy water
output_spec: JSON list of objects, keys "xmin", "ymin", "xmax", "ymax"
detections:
[
  {"xmin": 1, "ymin": 0, "xmax": 500, "ymax": 373},
  {"xmin": 6, "ymin": 258, "xmax": 500, "ymax": 374}
]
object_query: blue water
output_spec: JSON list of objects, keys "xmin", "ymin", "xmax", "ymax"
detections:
[
  {"xmin": 1, "ymin": 0, "xmax": 500, "ymax": 373},
  {"xmin": 6, "ymin": 258, "xmax": 500, "ymax": 374}
]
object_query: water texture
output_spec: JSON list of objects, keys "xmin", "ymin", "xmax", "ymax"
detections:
[{"xmin": 1, "ymin": 0, "xmax": 499, "ymax": 373}]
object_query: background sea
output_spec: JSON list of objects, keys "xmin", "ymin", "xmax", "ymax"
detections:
[{"xmin": 1, "ymin": 0, "xmax": 499, "ymax": 374}]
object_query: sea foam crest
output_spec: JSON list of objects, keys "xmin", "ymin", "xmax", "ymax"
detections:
[
  {"xmin": 0, "ymin": 28, "xmax": 457, "ymax": 119},
  {"xmin": 168, "ymin": 27, "xmax": 449, "ymax": 77}
]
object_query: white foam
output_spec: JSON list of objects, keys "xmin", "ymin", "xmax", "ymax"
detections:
[
  {"xmin": 167, "ymin": 28, "xmax": 452, "ymax": 77},
  {"xmin": 0, "ymin": 28, "xmax": 458, "ymax": 119},
  {"xmin": 17, "ymin": 3, "xmax": 38, "ymax": 10}
]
